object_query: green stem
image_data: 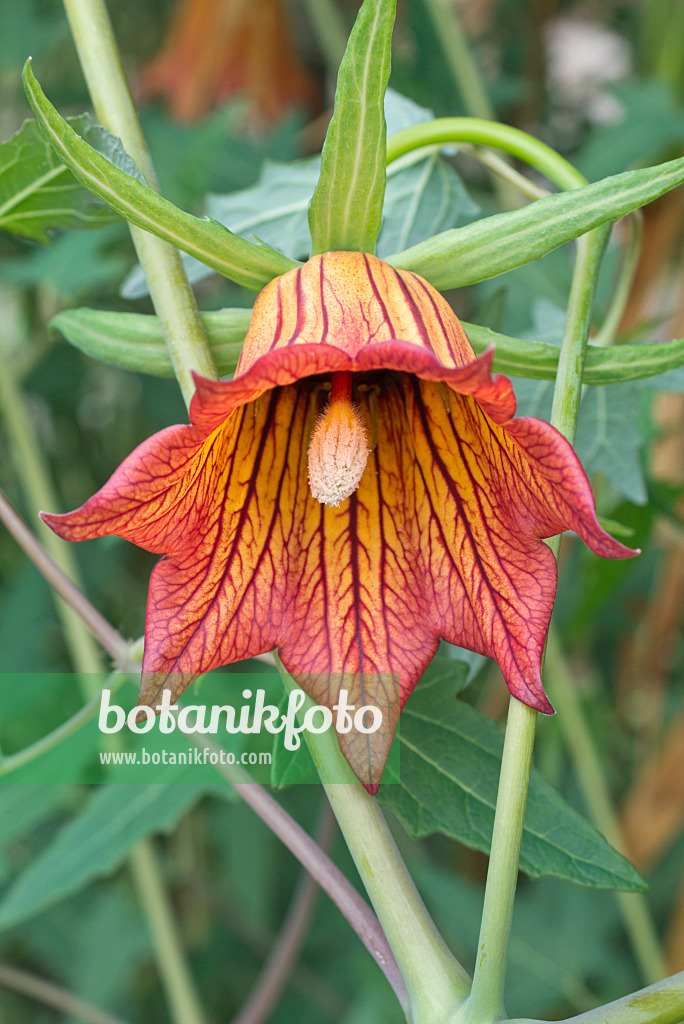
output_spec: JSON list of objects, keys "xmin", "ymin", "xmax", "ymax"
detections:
[
  {"xmin": 387, "ymin": 118, "xmax": 587, "ymax": 190},
  {"xmin": 465, "ymin": 701, "xmax": 537, "ymax": 1024},
  {"xmin": 278, "ymin": 666, "xmax": 470, "ymax": 1024},
  {"xmin": 551, "ymin": 226, "xmax": 611, "ymax": 445},
  {"xmin": 0, "ymin": 350, "xmax": 102, "ymax": 691},
  {"xmin": 425, "ymin": 119, "xmax": 611, "ymax": 1021},
  {"xmin": 0, "ymin": 669, "xmax": 130, "ymax": 777},
  {"xmin": 128, "ymin": 842, "xmax": 209, "ymax": 1024},
  {"xmin": 544, "ymin": 630, "xmax": 667, "ymax": 985},
  {"xmin": 592, "ymin": 213, "xmax": 643, "ymax": 349},
  {"xmin": 420, "ymin": 0, "xmax": 494, "ymax": 121},
  {"xmin": 61, "ymin": 0, "xmax": 218, "ymax": 405}
]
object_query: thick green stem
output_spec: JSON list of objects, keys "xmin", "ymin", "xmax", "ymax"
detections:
[
  {"xmin": 544, "ymin": 630, "xmax": 667, "ymax": 985},
  {"xmin": 278, "ymin": 666, "xmax": 470, "ymax": 1024},
  {"xmin": 62, "ymin": 0, "xmax": 218, "ymax": 404}
]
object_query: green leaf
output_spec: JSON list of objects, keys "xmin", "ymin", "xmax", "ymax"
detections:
[
  {"xmin": 0, "ymin": 117, "xmax": 118, "ymax": 242},
  {"xmin": 51, "ymin": 307, "xmax": 252, "ymax": 377},
  {"xmin": 379, "ymin": 683, "xmax": 646, "ymax": 891},
  {"xmin": 574, "ymin": 382, "xmax": 648, "ymax": 505},
  {"xmin": 378, "ymin": 150, "xmax": 478, "ymax": 255},
  {"xmin": 308, "ymin": 0, "xmax": 396, "ymax": 254},
  {"xmin": 388, "ymin": 154, "xmax": 684, "ymax": 290},
  {"xmin": 0, "ymin": 772, "xmax": 226, "ymax": 931},
  {"xmin": 22, "ymin": 59, "xmax": 298, "ymax": 291}
]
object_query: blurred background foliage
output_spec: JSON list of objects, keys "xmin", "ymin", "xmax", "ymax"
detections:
[{"xmin": 1, "ymin": 0, "xmax": 684, "ymax": 1021}]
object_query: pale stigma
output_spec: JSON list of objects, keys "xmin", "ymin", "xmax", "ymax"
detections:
[{"xmin": 307, "ymin": 399, "xmax": 369, "ymax": 506}]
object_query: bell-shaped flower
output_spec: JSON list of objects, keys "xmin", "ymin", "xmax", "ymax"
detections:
[{"xmin": 43, "ymin": 252, "xmax": 634, "ymax": 788}]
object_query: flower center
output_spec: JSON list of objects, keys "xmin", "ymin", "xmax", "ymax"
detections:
[{"xmin": 307, "ymin": 372, "xmax": 369, "ymax": 507}]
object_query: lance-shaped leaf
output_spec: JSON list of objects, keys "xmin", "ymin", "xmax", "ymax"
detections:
[
  {"xmin": 22, "ymin": 59, "xmax": 298, "ymax": 291},
  {"xmin": 308, "ymin": 0, "xmax": 396, "ymax": 254},
  {"xmin": 388, "ymin": 154, "xmax": 684, "ymax": 290},
  {"xmin": 51, "ymin": 304, "xmax": 684, "ymax": 387},
  {"xmin": 42, "ymin": 252, "xmax": 634, "ymax": 788},
  {"xmin": 0, "ymin": 117, "xmax": 118, "ymax": 242},
  {"xmin": 378, "ymin": 678, "xmax": 646, "ymax": 892}
]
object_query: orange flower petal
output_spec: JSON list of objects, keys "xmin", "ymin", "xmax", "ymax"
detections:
[{"xmin": 43, "ymin": 252, "xmax": 636, "ymax": 788}]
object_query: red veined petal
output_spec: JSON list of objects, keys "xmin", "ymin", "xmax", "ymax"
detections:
[{"xmin": 234, "ymin": 251, "xmax": 476, "ymax": 377}]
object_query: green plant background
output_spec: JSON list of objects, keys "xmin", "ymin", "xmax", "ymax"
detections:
[{"xmin": 1, "ymin": 1, "xmax": 684, "ymax": 1021}]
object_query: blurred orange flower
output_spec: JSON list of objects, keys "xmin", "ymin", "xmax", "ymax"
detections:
[{"xmin": 139, "ymin": 0, "xmax": 317, "ymax": 123}]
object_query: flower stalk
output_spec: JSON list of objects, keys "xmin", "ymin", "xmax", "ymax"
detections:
[{"xmin": 278, "ymin": 665, "xmax": 470, "ymax": 1024}]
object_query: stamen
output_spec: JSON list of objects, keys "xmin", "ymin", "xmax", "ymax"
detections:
[{"xmin": 308, "ymin": 374, "xmax": 369, "ymax": 507}]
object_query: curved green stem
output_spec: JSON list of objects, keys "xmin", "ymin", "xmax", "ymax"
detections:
[
  {"xmin": 0, "ymin": 669, "xmax": 129, "ymax": 778},
  {"xmin": 61, "ymin": 0, "xmax": 218, "ymax": 405},
  {"xmin": 387, "ymin": 118, "xmax": 587, "ymax": 190},
  {"xmin": 278, "ymin": 665, "xmax": 470, "ymax": 1024}
]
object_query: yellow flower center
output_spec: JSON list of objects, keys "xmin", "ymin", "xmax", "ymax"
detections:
[{"xmin": 307, "ymin": 373, "xmax": 369, "ymax": 507}]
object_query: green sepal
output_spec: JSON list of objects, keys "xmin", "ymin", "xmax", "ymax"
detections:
[
  {"xmin": 465, "ymin": 323, "xmax": 684, "ymax": 385},
  {"xmin": 50, "ymin": 307, "xmax": 252, "ymax": 377},
  {"xmin": 22, "ymin": 59, "xmax": 298, "ymax": 292},
  {"xmin": 308, "ymin": 0, "xmax": 396, "ymax": 255},
  {"xmin": 51, "ymin": 306, "xmax": 684, "ymax": 387},
  {"xmin": 388, "ymin": 155, "xmax": 684, "ymax": 290}
]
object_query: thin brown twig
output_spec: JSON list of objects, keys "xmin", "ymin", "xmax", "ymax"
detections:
[
  {"xmin": 0, "ymin": 963, "xmax": 133, "ymax": 1024},
  {"xmin": 0, "ymin": 487, "xmax": 129, "ymax": 666},
  {"xmin": 195, "ymin": 733, "xmax": 409, "ymax": 1013},
  {"xmin": 231, "ymin": 802, "xmax": 336, "ymax": 1024}
]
